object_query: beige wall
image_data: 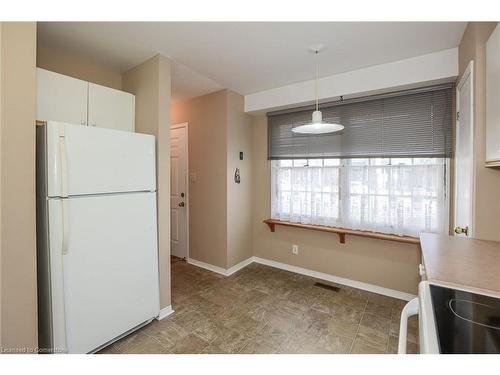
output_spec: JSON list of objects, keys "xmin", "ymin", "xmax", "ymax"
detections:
[
  {"xmin": 171, "ymin": 90, "xmax": 228, "ymax": 268},
  {"xmin": 172, "ymin": 91, "xmax": 419, "ymax": 293},
  {"xmin": 458, "ymin": 22, "xmax": 500, "ymax": 241},
  {"xmin": 122, "ymin": 55, "xmax": 172, "ymax": 309},
  {"xmin": 226, "ymin": 91, "xmax": 253, "ymax": 268},
  {"xmin": 171, "ymin": 90, "xmax": 253, "ymax": 269},
  {"xmin": 0, "ymin": 22, "xmax": 38, "ymax": 351},
  {"xmin": 37, "ymin": 44, "xmax": 122, "ymax": 90},
  {"xmin": 251, "ymin": 115, "xmax": 421, "ymax": 295}
]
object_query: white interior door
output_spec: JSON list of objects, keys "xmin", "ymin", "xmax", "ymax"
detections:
[
  {"xmin": 88, "ymin": 83, "xmax": 135, "ymax": 132},
  {"xmin": 48, "ymin": 192, "xmax": 160, "ymax": 353},
  {"xmin": 170, "ymin": 124, "xmax": 188, "ymax": 259},
  {"xmin": 37, "ymin": 68, "xmax": 88, "ymax": 125},
  {"xmin": 454, "ymin": 61, "xmax": 475, "ymax": 238}
]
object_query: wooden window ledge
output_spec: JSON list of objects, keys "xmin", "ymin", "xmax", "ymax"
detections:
[{"xmin": 263, "ymin": 219, "xmax": 420, "ymax": 245}]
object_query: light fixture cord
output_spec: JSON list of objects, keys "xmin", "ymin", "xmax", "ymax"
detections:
[{"xmin": 315, "ymin": 50, "xmax": 319, "ymax": 111}]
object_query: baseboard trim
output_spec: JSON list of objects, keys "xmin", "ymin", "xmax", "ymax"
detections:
[
  {"xmin": 186, "ymin": 255, "xmax": 416, "ymax": 301},
  {"xmin": 252, "ymin": 256, "xmax": 416, "ymax": 301},
  {"xmin": 156, "ymin": 305, "xmax": 174, "ymax": 320},
  {"xmin": 187, "ymin": 258, "xmax": 228, "ymax": 276},
  {"xmin": 226, "ymin": 257, "xmax": 254, "ymax": 276},
  {"xmin": 187, "ymin": 257, "xmax": 253, "ymax": 277}
]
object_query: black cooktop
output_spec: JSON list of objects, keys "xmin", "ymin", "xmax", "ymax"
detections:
[{"xmin": 430, "ymin": 284, "xmax": 500, "ymax": 353}]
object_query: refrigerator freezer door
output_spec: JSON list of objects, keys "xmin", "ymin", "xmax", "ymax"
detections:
[
  {"xmin": 48, "ymin": 192, "xmax": 160, "ymax": 353},
  {"xmin": 46, "ymin": 122, "xmax": 156, "ymax": 197}
]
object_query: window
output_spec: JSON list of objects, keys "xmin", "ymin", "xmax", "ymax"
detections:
[
  {"xmin": 267, "ymin": 85, "xmax": 454, "ymax": 237},
  {"xmin": 271, "ymin": 157, "xmax": 448, "ymax": 236}
]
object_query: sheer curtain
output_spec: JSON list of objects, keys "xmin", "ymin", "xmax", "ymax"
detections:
[
  {"xmin": 271, "ymin": 159, "xmax": 340, "ymax": 227},
  {"xmin": 271, "ymin": 158, "xmax": 447, "ymax": 236}
]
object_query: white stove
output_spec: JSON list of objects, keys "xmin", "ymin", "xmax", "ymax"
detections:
[{"xmin": 399, "ymin": 281, "xmax": 500, "ymax": 354}]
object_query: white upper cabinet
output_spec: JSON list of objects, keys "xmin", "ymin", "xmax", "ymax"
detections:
[
  {"xmin": 486, "ymin": 24, "xmax": 500, "ymax": 165},
  {"xmin": 36, "ymin": 68, "xmax": 135, "ymax": 132},
  {"xmin": 37, "ymin": 68, "xmax": 88, "ymax": 126},
  {"xmin": 88, "ymin": 83, "xmax": 135, "ymax": 132}
]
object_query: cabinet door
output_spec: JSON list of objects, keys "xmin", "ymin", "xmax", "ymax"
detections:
[
  {"xmin": 88, "ymin": 83, "xmax": 135, "ymax": 132},
  {"xmin": 37, "ymin": 68, "xmax": 88, "ymax": 125}
]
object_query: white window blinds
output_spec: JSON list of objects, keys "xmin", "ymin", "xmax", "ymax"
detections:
[{"xmin": 267, "ymin": 85, "xmax": 454, "ymax": 160}]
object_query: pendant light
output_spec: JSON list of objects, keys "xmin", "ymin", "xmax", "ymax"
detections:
[{"xmin": 292, "ymin": 45, "xmax": 344, "ymax": 135}]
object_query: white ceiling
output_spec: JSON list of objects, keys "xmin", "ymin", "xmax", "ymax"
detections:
[{"xmin": 37, "ymin": 22, "xmax": 467, "ymax": 101}]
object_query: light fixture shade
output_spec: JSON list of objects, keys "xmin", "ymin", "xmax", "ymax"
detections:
[{"xmin": 292, "ymin": 110, "xmax": 344, "ymax": 135}]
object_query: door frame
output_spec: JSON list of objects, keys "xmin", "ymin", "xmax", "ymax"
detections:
[
  {"xmin": 454, "ymin": 60, "xmax": 475, "ymax": 237},
  {"xmin": 171, "ymin": 122, "xmax": 189, "ymax": 259}
]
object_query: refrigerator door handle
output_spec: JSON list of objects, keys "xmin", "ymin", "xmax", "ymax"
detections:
[
  {"xmin": 58, "ymin": 124, "xmax": 69, "ymax": 198},
  {"xmin": 61, "ymin": 199, "xmax": 70, "ymax": 255},
  {"xmin": 59, "ymin": 124, "xmax": 70, "ymax": 255}
]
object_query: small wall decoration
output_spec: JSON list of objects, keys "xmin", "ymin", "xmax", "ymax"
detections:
[{"xmin": 234, "ymin": 168, "xmax": 241, "ymax": 184}]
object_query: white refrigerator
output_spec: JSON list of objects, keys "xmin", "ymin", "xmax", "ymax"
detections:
[{"xmin": 36, "ymin": 121, "xmax": 160, "ymax": 354}]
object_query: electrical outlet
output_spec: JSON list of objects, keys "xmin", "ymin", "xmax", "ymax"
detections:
[{"xmin": 292, "ymin": 245, "xmax": 299, "ymax": 255}]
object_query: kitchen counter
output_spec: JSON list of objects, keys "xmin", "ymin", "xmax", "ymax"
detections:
[{"xmin": 420, "ymin": 233, "xmax": 500, "ymax": 297}]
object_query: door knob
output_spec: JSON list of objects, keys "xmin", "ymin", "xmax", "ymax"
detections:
[
  {"xmin": 178, "ymin": 202, "xmax": 185, "ymax": 207},
  {"xmin": 454, "ymin": 226, "xmax": 469, "ymax": 236}
]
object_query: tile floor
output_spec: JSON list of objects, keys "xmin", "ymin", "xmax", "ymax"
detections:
[{"xmin": 98, "ymin": 258, "xmax": 419, "ymax": 354}]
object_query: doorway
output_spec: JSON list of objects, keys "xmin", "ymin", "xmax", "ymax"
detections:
[
  {"xmin": 170, "ymin": 123, "xmax": 189, "ymax": 258},
  {"xmin": 454, "ymin": 61, "xmax": 475, "ymax": 238}
]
